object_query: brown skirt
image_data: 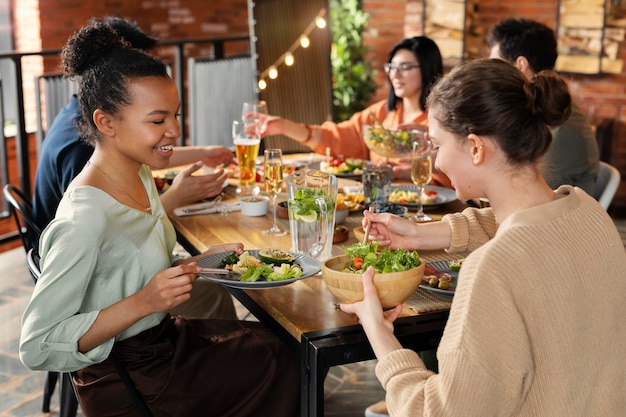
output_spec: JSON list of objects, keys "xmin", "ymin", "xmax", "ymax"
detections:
[{"xmin": 75, "ymin": 316, "xmax": 300, "ymax": 417}]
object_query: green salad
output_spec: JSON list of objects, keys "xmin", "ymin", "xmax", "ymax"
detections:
[
  {"xmin": 220, "ymin": 251, "xmax": 303, "ymax": 282},
  {"xmin": 343, "ymin": 241, "xmax": 421, "ymax": 273}
]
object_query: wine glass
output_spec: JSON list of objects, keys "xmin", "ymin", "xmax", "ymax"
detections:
[
  {"xmin": 409, "ymin": 136, "xmax": 433, "ymax": 222},
  {"xmin": 242, "ymin": 100, "xmax": 268, "ymax": 138},
  {"xmin": 262, "ymin": 148, "xmax": 287, "ymax": 236}
]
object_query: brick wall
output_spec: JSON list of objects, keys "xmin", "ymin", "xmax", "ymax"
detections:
[
  {"xmin": 365, "ymin": 0, "xmax": 626, "ymax": 211},
  {"xmin": 9, "ymin": 0, "xmax": 626, "ymax": 212}
]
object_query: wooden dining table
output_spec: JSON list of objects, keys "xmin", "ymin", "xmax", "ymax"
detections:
[{"xmin": 168, "ymin": 172, "xmax": 468, "ymax": 417}]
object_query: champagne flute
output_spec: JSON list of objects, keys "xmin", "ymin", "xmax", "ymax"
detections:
[
  {"xmin": 410, "ymin": 136, "xmax": 433, "ymax": 222},
  {"xmin": 242, "ymin": 100, "xmax": 268, "ymax": 138},
  {"xmin": 262, "ymin": 148, "xmax": 287, "ymax": 236}
]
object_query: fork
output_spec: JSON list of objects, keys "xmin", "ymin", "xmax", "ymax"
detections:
[{"xmin": 181, "ymin": 196, "xmax": 222, "ymax": 214}]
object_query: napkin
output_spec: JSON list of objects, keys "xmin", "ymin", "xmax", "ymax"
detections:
[{"xmin": 174, "ymin": 201, "xmax": 241, "ymax": 216}]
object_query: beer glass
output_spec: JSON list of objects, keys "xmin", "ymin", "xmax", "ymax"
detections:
[{"xmin": 232, "ymin": 120, "xmax": 260, "ymax": 196}]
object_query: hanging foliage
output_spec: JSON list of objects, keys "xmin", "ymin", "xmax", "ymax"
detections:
[{"xmin": 329, "ymin": 0, "xmax": 377, "ymax": 122}]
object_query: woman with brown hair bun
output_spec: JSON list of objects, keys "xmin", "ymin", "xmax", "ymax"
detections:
[{"xmin": 345, "ymin": 59, "xmax": 626, "ymax": 417}]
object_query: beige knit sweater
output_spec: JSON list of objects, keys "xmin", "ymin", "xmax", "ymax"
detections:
[{"xmin": 376, "ymin": 186, "xmax": 626, "ymax": 416}]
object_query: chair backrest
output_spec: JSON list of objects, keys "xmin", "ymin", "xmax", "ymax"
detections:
[
  {"xmin": 188, "ymin": 56, "xmax": 257, "ymax": 148},
  {"xmin": 27, "ymin": 248, "xmax": 41, "ymax": 280},
  {"xmin": 593, "ymin": 161, "xmax": 621, "ymax": 210},
  {"xmin": 34, "ymin": 73, "xmax": 79, "ymax": 159},
  {"xmin": 3, "ymin": 184, "xmax": 41, "ymax": 253}
]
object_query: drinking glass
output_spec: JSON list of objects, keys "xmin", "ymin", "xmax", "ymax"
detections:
[
  {"xmin": 262, "ymin": 149, "xmax": 287, "ymax": 236},
  {"xmin": 241, "ymin": 100, "xmax": 268, "ymax": 138},
  {"xmin": 232, "ymin": 120, "xmax": 261, "ymax": 196},
  {"xmin": 362, "ymin": 162, "xmax": 392, "ymax": 211},
  {"xmin": 410, "ymin": 136, "xmax": 433, "ymax": 222}
]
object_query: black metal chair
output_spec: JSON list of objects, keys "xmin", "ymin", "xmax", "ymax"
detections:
[
  {"xmin": 3, "ymin": 184, "xmax": 78, "ymax": 416},
  {"xmin": 2, "ymin": 184, "xmax": 41, "ymax": 280}
]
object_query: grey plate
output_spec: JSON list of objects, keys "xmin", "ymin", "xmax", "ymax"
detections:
[
  {"xmin": 196, "ymin": 250, "xmax": 321, "ymax": 289},
  {"xmin": 419, "ymin": 260, "xmax": 458, "ymax": 296},
  {"xmin": 390, "ymin": 185, "xmax": 458, "ymax": 209},
  {"xmin": 335, "ymin": 173, "xmax": 363, "ymax": 180}
]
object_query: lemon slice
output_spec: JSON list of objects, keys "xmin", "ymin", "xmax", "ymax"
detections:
[{"xmin": 299, "ymin": 211, "xmax": 318, "ymax": 223}]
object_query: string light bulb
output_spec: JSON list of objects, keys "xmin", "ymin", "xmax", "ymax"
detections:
[
  {"xmin": 284, "ymin": 52, "xmax": 294, "ymax": 66},
  {"xmin": 256, "ymin": 8, "xmax": 327, "ymax": 91}
]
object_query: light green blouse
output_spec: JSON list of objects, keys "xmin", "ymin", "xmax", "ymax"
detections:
[{"xmin": 20, "ymin": 165, "xmax": 181, "ymax": 372}]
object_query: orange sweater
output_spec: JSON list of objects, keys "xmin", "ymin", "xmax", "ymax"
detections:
[{"xmin": 310, "ymin": 100, "xmax": 451, "ymax": 188}]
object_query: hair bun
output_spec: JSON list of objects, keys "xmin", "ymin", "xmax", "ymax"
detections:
[
  {"xmin": 527, "ymin": 71, "xmax": 572, "ymax": 126},
  {"xmin": 61, "ymin": 21, "xmax": 128, "ymax": 77}
]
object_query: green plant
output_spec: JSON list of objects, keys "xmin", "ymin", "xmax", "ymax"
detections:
[{"xmin": 329, "ymin": 0, "xmax": 377, "ymax": 122}]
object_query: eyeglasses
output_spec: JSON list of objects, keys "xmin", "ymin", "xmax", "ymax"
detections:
[{"xmin": 383, "ymin": 62, "xmax": 420, "ymax": 75}]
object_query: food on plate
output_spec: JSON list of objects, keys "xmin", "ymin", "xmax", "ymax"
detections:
[
  {"xmin": 363, "ymin": 125, "xmax": 421, "ymax": 158},
  {"xmin": 343, "ymin": 241, "xmax": 421, "ymax": 273},
  {"xmin": 448, "ymin": 258, "xmax": 464, "ymax": 272},
  {"xmin": 218, "ymin": 163, "xmax": 238, "ymax": 177},
  {"xmin": 365, "ymin": 203, "xmax": 408, "ymax": 217},
  {"xmin": 153, "ymin": 170, "xmax": 178, "ymax": 193},
  {"xmin": 423, "ymin": 264, "xmax": 453, "ymax": 290},
  {"xmin": 258, "ymin": 248, "xmax": 295, "ymax": 265},
  {"xmin": 320, "ymin": 156, "xmax": 365, "ymax": 176},
  {"xmin": 389, "ymin": 188, "xmax": 439, "ymax": 204},
  {"xmin": 219, "ymin": 251, "xmax": 303, "ymax": 282},
  {"xmin": 283, "ymin": 165, "xmax": 297, "ymax": 175},
  {"xmin": 337, "ymin": 193, "xmax": 364, "ymax": 211}
]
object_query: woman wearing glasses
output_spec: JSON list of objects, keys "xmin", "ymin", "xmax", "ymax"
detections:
[{"xmin": 256, "ymin": 36, "xmax": 450, "ymax": 185}]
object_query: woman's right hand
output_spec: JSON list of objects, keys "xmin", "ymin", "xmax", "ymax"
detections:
[
  {"xmin": 141, "ymin": 263, "xmax": 202, "ymax": 314},
  {"xmin": 362, "ymin": 211, "xmax": 419, "ymax": 250},
  {"xmin": 250, "ymin": 112, "xmax": 282, "ymax": 137},
  {"xmin": 363, "ymin": 210, "xmax": 453, "ymax": 251}
]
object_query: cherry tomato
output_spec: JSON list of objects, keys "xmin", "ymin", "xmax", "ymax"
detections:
[
  {"xmin": 154, "ymin": 178, "xmax": 166, "ymax": 191},
  {"xmin": 352, "ymin": 256, "xmax": 364, "ymax": 270}
]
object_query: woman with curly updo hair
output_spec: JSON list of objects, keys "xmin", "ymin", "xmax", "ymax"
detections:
[
  {"xmin": 20, "ymin": 21, "xmax": 299, "ymax": 417},
  {"xmin": 343, "ymin": 59, "xmax": 626, "ymax": 417}
]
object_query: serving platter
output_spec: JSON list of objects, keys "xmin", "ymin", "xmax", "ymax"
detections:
[{"xmin": 196, "ymin": 250, "xmax": 321, "ymax": 289}]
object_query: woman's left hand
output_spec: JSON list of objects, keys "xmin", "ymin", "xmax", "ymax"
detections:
[{"xmin": 340, "ymin": 266, "xmax": 403, "ymax": 358}]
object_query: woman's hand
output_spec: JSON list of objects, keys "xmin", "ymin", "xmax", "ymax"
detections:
[
  {"xmin": 363, "ymin": 210, "xmax": 453, "ymax": 251},
  {"xmin": 195, "ymin": 146, "xmax": 236, "ymax": 167},
  {"xmin": 340, "ymin": 266, "xmax": 403, "ymax": 358},
  {"xmin": 252, "ymin": 113, "xmax": 283, "ymax": 137},
  {"xmin": 141, "ymin": 263, "xmax": 202, "ymax": 314},
  {"xmin": 362, "ymin": 210, "xmax": 420, "ymax": 250},
  {"xmin": 170, "ymin": 162, "xmax": 227, "ymax": 199}
]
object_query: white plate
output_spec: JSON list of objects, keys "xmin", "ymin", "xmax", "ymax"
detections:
[
  {"xmin": 390, "ymin": 185, "xmax": 458, "ymax": 209},
  {"xmin": 196, "ymin": 250, "xmax": 321, "ymax": 289},
  {"xmin": 419, "ymin": 260, "xmax": 457, "ymax": 296}
]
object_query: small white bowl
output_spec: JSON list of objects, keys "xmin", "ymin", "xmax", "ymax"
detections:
[
  {"xmin": 335, "ymin": 208, "xmax": 349, "ymax": 224},
  {"xmin": 240, "ymin": 196, "xmax": 269, "ymax": 216}
]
